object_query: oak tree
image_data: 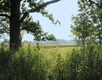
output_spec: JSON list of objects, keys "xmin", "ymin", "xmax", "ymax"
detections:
[{"xmin": 0, "ymin": 0, "xmax": 61, "ymax": 50}]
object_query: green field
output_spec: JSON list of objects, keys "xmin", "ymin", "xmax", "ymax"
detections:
[{"xmin": 0, "ymin": 45, "xmax": 102, "ymax": 80}]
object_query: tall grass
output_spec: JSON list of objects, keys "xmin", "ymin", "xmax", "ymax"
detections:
[
  {"xmin": 0, "ymin": 44, "xmax": 102, "ymax": 80},
  {"xmin": 0, "ymin": 47, "xmax": 48, "ymax": 80},
  {"xmin": 63, "ymin": 45, "xmax": 102, "ymax": 80}
]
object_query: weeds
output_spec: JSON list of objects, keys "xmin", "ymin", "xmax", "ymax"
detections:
[{"xmin": 0, "ymin": 45, "xmax": 102, "ymax": 80}]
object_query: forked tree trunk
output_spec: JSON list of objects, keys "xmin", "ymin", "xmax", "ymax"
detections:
[{"xmin": 10, "ymin": 0, "xmax": 21, "ymax": 50}]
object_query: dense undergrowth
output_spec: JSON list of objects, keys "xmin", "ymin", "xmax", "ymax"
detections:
[{"xmin": 0, "ymin": 44, "xmax": 102, "ymax": 80}]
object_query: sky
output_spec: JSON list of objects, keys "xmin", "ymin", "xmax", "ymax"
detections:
[{"xmin": 22, "ymin": 0, "xmax": 79, "ymax": 41}]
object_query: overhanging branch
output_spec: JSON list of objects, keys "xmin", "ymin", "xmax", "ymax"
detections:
[
  {"xmin": 0, "ymin": 14, "xmax": 10, "ymax": 18},
  {"xmin": 20, "ymin": 0, "xmax": 61, "ymax": 23},
  {"xmin": 28, "ymin": 0, "xmax": 61, "ymax": 13}
]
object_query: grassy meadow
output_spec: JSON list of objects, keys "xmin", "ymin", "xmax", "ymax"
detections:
[{"xmin": 0, "ymin": 44, "xmax": 102, "ymax": 80}]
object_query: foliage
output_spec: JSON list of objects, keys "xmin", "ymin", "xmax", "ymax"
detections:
[
  {"xmin": 0, "ymin": 0, "xmax": 60, "ymax": 37},
  {"xmin": 0, "ymin": 0, "xmax": 61, "ymax": 50},
  {"xmin": 71, "ymin": 13, "xmax": 95, "ymax": 45},
  {"xmin": 46, "ymin": 34, "xmax": 56, "ymax": 41},
  {"xmin": 64, "ymin": 45, "xmax": 102, "ymax": 80},
  {"xmin": 0, "ymin": 47, "xmax": 48, "ymax": 80},
  {"xmin": 71, "ymin": 0, "xmax": 102, "ymax": 46},
  {"xmin": 0, "ymin": 44, "xmax": 102, "ymax": 80}
]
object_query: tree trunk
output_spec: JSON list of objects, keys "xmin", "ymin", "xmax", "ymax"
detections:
[{"xmin": 10, "ymin": 0, "xmax": 21, "ymax": 50}]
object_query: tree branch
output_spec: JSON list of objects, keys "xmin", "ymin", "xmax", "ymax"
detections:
[
  {"xmin": 28, "ymin": 0, "xmax": 61, "ymax": 13},
  {"xmin": 19, "ymin": 12, "xmax": 29, "ymax": 24},
  {"xmin": 0, "ymin": 14, "xmax": 10, "ymax": 18},
  {"xmin": 19, "ymin": 0, "xmax": 61, "ymax": 23}
]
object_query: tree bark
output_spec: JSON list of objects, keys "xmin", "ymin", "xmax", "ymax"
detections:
[{"xmin": 10, "ymin": 0, "xmax": 21, "ymax": 50}]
